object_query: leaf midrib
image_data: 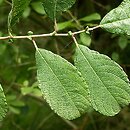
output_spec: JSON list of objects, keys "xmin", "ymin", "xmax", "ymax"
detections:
[
  {"xmin": 54, "ymin": 0, "xmax": 57, "ymax": 19},
  {"xmin": 101, "ymin": 16, "xmax": 130, "ymax": 26},
  {"xmin": 37, "ymin": 49, "xmax": 80, "ymax": 115},
  {"xmin": 78, "ymin": 46, "xmax": 118, "ymax": 108}
]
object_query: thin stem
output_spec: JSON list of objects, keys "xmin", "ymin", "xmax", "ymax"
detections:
[
  {"xmin": 4, "ymin": 0, "xmax": 12, "ymax": 5},
  {"xmin": 62, "ymin": 118, "xmax": 78, "ymax": 130},
  {"xmin": 88, "ymin": 25, "xmax": 100, "ymax": 31},
  {"xmin": 71, "ymin": 25, "xmax": 101, "ymax": 48},
  {"xmin": 0, "ymin": 25, "xmax": 100, "ymax": 41},
  {"xmin": 90, "ymin": 0, "xmax": 107, "ymax": 10},
  {"xmin": 32, "ymin": 38, "xmax": 38, "ymax": 50},
  {"xmin": 71, "ymin": 33, "xmax": 79, "ymax": 47},
  {"xmin": 67, "ymin": 11, "xmax": 83, "ymax": 30},
  {"xmin": 54, "ymin": 18, "xmax": 58, "ymax": 32}
]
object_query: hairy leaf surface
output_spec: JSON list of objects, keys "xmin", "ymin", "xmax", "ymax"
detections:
[
  {"xmin": 0, "ymin": 84, "xmax": 8, "ymax": 121},
  {"xmin": 8, "ymin": 0, "xmax": 31, "ymax": 31},
  {"xmin": 100, "ymin": 0, "xmax": 130, "ymax": 35},
  {"xmin": 36, "ymin": 48, "xmax": 90, "ymax": 120},
  {"xmin": 42, "ymin": 0, "xmax": 76, "ymax": 20},
  {"xmin": 74, "ymin": 44, "xmax": 130, "ymax": 116}
]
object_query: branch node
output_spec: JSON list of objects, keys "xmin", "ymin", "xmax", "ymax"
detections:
[
  {"xmin": 68, "ymin": 31, "xmax": 73, "ymax": 36},
  {"xmin": 27, "ymin": 31, "xmax": 34, "ymax": 40},
  {"xmin": 52, "ymin": 31, "xmax": 57, "ymax": 36},
  {"xmin": 85, "ymin": 26, "xmax": 90, "ymax": 34}
]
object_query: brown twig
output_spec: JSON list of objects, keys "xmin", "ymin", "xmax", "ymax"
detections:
[{"xmin": 0, "ymin": 26, "xmax": 100, "ymax": 41}]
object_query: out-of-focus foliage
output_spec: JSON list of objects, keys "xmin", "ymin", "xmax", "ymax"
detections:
[{"xmin": 0, "ymin": 0, "xmax": 130, "ymax": 130}]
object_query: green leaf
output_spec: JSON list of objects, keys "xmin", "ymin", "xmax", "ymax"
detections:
[
  {"xmin": 42, "ymin": 0, "xmax": 76, "ymax": 20},
  {"xmin": 118, "ymin": 35, "xmax": 128, "ymax": 49},
  {"xmin": 0, "ymin": 84, "xmax": 8, "ymax": 121},
  {"xmin": 100, "ymin": 0, "xmax": 130, "ymax": 35},
  {"xmin": 9, "ymin": 106, "xmax": 20, "ymax": 114},
  {"xmin": 22, "ymin": 7, "xmax": 31, "ymax": 18},
  {"xmin": 111, "ymin": 52, "xmax": 120, "ymax": 62},
  {"xmin": 80, "ymin": 13, "xmax": 101, "ymax": 22},
  {"xmin": 74, "ymin": 44, "xmax": 130, "ymax": 116},
  {"xmin": 57, "ymin": 20, "xmax": 75, "ymax": 31},
  {"xmin": 10, "ymin": 100, "xmax": 25, "ymax": 107},
  {"xmin": 21, "ymin": 87, "xmax": 42, "ymax": 96},
  {"xmin": 21, "ymin": 87, "xmax": 34, "ymax": 95},
  {"xmin": 80, "ymin": 32, "xmax": 91, "ymax": 46},
  {"xmin": 36, "ymin": 48, "xmax": 90, "ymax": 120},
  {"xmin": 31, "ymin": 2, "xmax": 46, "ymax": 15},
  {"xmin": 8, "ymin": 0, "xmax": 31, "ymax": 32}
]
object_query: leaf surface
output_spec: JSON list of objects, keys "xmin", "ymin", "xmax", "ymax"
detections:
[
  {"xmin": 0, "ymin": 84, "xmax": 8, "ymax": 121},
  {"xmin": 42, "ymin": 0, "xmax": 76, "ymax": 20},
  {"xmin": 36, "ymin": 48, "xmax": 90, "ymax": 120},
  {"xmin": 74, "ymin": 44, "xmax": 130, "ymax": 116},
  {"xmin": 100, "ymin": 0, "xmax": 130, "ymax": 35},
  {"xmin": 8, "ymin": 0, "xmax": 31, "ymax": 31}
]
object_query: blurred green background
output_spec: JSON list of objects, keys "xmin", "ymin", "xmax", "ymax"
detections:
[{"xmin": 0, "ymin": 0, "xmax": 130, "ymax": 130}]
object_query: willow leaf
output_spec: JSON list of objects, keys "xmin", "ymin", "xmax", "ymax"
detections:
[
  {"xmin": 74, "ymin": 44, "xmax": 130, "ymax": 116},
  {"xmin": 8, "ymin": 0, "xmax": 31, "ymax": 32},
  {"xmin": 100, "ymin": 0, "xmax": 130, "ymax": 35},
  {"xmin": 36, "ymin": 48, "xmax": 90, "ymax": 120},
  {"xmin": 0, "ymin": 84, "xmax": 8, "ymax": 121},
  {"xmin": 42, "ymin": 0, "xmax": 76, "ymax": 20}
]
